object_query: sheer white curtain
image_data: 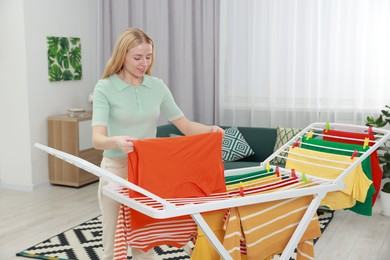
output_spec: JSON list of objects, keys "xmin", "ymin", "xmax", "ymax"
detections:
[{"xmin": 219, "ymin": 0, "xmax": 390, "ymax": 128}]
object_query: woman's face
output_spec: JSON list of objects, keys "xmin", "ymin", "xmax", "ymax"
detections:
[{"xmin": 123, "ymin": 42, "xmax": 153, "ymax": 79}]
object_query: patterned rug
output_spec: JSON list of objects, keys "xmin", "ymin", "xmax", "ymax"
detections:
[{"xmin": 16, "ymin": 209, "xmax": 334, "ymax": 260}]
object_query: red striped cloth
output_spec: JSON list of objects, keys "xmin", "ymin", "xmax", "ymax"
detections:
[{"xmin": 113, "ymin": 189, "xmax": 198, "ymax": 260}]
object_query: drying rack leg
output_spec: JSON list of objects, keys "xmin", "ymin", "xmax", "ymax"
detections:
[
  {"xmin": 191, "ymin": 213, "xmax": 233, "ymax": 260},
  {"xmin": 280, "ymin": 192, "xmax": 326, "ymax": 260}
]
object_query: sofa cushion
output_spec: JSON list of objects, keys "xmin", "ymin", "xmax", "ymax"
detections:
[
  {"xmin": 222, "ymin": 127, "xmax": 255, "ymax": 162},
  {"xmin": 272, "ymin": 126, "xmax": 302, "ymax": 165},
  {"xmin": 233, "ymin": 127, "xmax": 276, "ymax": 163}
]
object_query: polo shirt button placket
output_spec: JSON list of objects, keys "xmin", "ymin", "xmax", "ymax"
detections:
[{"xmin": 135, "ymin": 88, "xmax": 142, "ymax": 112}]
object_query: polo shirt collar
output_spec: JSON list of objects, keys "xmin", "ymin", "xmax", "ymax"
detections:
[{"xmin": 110, "ymin": 74, "xmax": 152, "ymax": 91}]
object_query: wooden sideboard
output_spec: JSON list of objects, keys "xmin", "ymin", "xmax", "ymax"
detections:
[{"xmin": 48, "ymin": 112, "xmax": 102, "ymax": 187}]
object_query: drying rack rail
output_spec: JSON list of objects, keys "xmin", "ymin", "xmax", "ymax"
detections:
[{"xmin": 35, "ymin": 122, "xmax": 390, "ymax": 260}]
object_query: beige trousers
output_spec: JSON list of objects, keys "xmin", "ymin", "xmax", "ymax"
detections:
[{"xmin": 98, "ymin": 156, "xmax": 155, "ymax": 260}]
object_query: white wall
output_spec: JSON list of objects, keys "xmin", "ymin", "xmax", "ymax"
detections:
[
  {"xmin": 0, "ymin": 0, "xmax": 32, "ymax": 190},
  {"xmin": 0, "ymin": 0, "xmax": 98, "ymax": 190}
]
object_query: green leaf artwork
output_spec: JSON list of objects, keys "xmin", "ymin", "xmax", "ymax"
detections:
[{"xmin": 47, "ymin": 36, "xmax": 82, "ymax": 82}]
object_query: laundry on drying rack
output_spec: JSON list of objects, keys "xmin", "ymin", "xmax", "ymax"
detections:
[
  {"xmin": 285, "ymin": 146, "xmax": 372, "ymax": 211},
  {"xmin": 127, "ymin": 131, "xmax": 226, "ymax": 231},
  {"xmin": 300, "ymin": 137, "xmax": 375, "ymax": 215},
  {"xmin": 113, "ymin": 132, "xmax": 226, "ymax": 258},
  {"xmin": 191, "ymin": 209, "xmax": 228, "ymax": 260},
  {"xmin": 225, "ymin": 169, "xmax": 275, "ymax": 185},
  {"xmin": 223, "ymin": 196, "xmax": 320, "ymax": 260},
  {"xmin": 191, "ymin": 170, "xmax": 321, "ymax": 260},
  {"xmin": 114, "ymin": 189, "xmax": 198, "ymax": 259},
  {"xmin": 322, "ymin": 128, "xmax": 382, "ymax": 204}
]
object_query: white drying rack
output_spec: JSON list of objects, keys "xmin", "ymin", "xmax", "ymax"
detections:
[{"xmin": 35, "ymin": 122, "xmax": 390, "ymax": 260}]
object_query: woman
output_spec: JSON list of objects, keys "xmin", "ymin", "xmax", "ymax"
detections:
[{"xmin": 92, "ymin": 27, "xmax": 224, "ymax": 260}]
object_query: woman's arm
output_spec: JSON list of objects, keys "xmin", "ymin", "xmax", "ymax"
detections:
[
  {"xmin": 92, "ymin": 125, "xmax": 136, "ymax": 154},
  {"xmin": 171, "ymin": 116, "xmax": 224, "ymax": 136}
]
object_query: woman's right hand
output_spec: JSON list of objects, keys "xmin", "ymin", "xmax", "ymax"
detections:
[
  {"xmin": 114, "ymin": 136, "xmax": 137, "ymax": 154},
  {"xmin": 92, "ymin": 126, "xmax": 137, "ymax": 153}
]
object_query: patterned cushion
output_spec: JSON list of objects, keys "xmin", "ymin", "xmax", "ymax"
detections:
[
  {"xmin": 272, "ymin": 126, "xmax": 302, "ymax": 165},
  {"xmin": 222, "ymin": 127, "xmax": 255, "ymax": 162}
]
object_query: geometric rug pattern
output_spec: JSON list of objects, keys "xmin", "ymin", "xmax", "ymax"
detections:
[
  {"xmin": 16, "ymin": 216, "xmax": 104, "ymax": 260},
  {"xmin": 16, "ymin": 210, "xmax": 334, "ymax": 260}
]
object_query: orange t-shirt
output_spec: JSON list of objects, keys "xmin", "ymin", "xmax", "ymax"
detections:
[{"xmin": 128, "ymin": 132, "xmax": 226, "ymax": 230}]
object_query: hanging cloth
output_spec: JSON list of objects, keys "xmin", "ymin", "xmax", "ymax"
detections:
[
  {"xmin": 301, "ymin": 137, "xmax": 375, "ymax": 215},
  {"xmin": 125, "ymin": 132, "xmax": 226, "ymax": 251},
  {"xmin": 322, "ymin": 129, "xmax": 382, "ymax": 204},
  {"xmin": 227, "ymin": 176, "xmax": 299, "ymax": 197},
  {"xmin": 190, "ymin": 209, "xmax": 229, "ymax": 260},
  {"xmin": 191, "ymin": 195, "xmax": 321, "ymax": 260},
  {"xmin": 285, "ymin": 147, "xmax": 372, "ymax": 210},
  {"xmin": 225, "ymin": 169, "xmax": 275, "ymax": 185},
  {"xmin": 234, "ymin": 195, "xmax": 321, "ymax": 259},
  {"xmin": 191, "ymin": 177, "xmax": 320, "ymax": 259},
  {"xmin": 226, "ymin": 174, "xmax": 280, "ymax": 191},
  {"xmin": 114, "ymin": 189, "xmax": 198, "ymax": 259}
]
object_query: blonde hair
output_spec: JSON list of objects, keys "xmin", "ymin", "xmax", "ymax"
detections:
[{"xmin": 101, "ymin": 28, "xmax": 154, "ymax": 79}]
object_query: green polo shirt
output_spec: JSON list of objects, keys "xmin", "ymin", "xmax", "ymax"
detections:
[{"xmin": 92, "ymin": 74, "xmax": 184, "ymax": 158}]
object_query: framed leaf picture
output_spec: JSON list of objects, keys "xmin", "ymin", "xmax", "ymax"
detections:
[{"xmin": 47, "ymin": 36, "xmax": 82, "ymax": 82}]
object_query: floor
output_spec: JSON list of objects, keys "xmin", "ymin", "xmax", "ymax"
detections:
[{"xmin": 0, "ymin": 182, "xmax": 389, "ymax": 260}]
